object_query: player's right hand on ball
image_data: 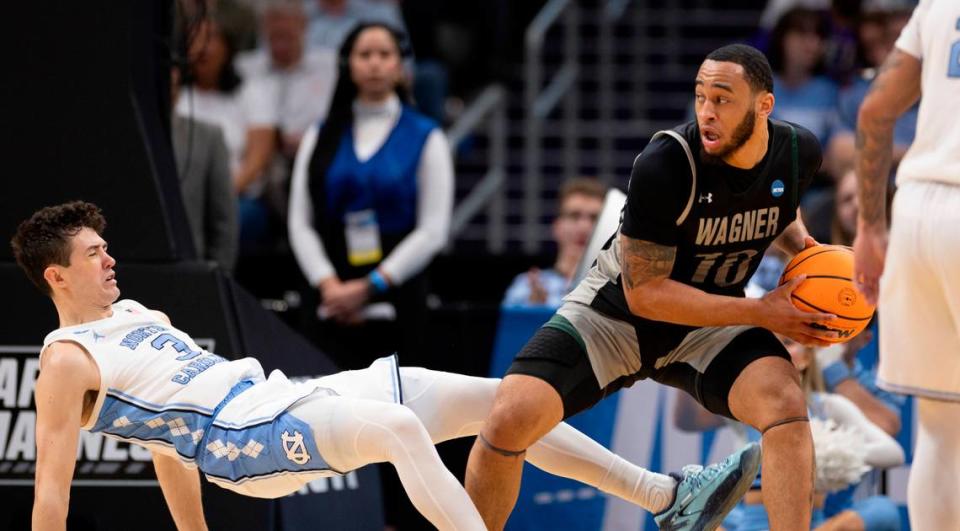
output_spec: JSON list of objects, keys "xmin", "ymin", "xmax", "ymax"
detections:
[{"xmin": 758, "ymin": 275, "xmax": 838, "ymax": 347}]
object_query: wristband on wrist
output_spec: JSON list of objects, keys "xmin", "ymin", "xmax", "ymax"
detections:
[{"xmin": 368, "ymin": 270, "xmax": 389, "ymax": 294}]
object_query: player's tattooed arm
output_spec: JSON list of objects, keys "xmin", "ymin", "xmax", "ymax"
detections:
[
  {"xmin": 619, "ymin": 233, "xmax": 676, "ymax": 290},
  {"xmin": 618, "ymin": 233, "xmax": 756, "ymax": 326},
  {"xmin": 855, "ymin": 49, "xmax": 921, "ymax": 230}
]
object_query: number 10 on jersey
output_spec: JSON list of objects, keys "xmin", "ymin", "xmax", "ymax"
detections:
[{"xmin": 692, "ymin": 250, "xmax": 760, "ymax": 287}]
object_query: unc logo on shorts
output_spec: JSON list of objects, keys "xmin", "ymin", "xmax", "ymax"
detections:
[
  {"xmin": 282, "ymin": 430, "xmax": 311, "ymax": 465},
  {"xmin": 771, "ymin": 180, "xmax": 785, "ymax": 198}
]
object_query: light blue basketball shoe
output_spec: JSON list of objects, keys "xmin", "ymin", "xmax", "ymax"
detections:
[{"xmin": 654, "ymin": 442, "xmax": 762, "ymax": 531}]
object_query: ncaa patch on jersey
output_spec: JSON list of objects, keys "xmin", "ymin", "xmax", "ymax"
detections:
[{"xmin": 771, "ymin": 180, "xmax": 785, "ymax": 198}]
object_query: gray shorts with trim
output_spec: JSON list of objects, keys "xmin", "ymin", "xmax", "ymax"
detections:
[{"xmin": 506, "ymin": 302, "xmax": 789, "ymax": 419}]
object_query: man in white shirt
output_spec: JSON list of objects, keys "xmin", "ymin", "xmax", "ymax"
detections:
[
  {"xmin": 305, "ymin": 0, "xmax": 407, "ymax": 52},
  {"xmin": 235, "ymin": 1, "xmax": 338, "ymax": 159},
  {"xmin": 853, "ymin": 1, "xmax": 960, "ymax": 528}
]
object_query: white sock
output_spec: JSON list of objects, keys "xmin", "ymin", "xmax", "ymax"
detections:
[
  {"xmin": 527, "ymin": 423, "xmax": 677, "ymax": 513},
  {"xmin": 597, "ymin": 455, "xmax": 677, "ymax": 513}
]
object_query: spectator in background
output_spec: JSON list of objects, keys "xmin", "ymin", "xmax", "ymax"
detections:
[
  {"xmin": 803, "ymin": 164, "xmax": 855, "ymax": 244},
  {"xmin": 177, "ymin": 18, "xmax": 278, "ymax": 250},
  {"xmin": 826, "ymin": 8, "xmax": 917, "ymax": 178},
  {"xmin": 757, "ymin": 1, "xmax": 864, "ymax": 85},
  {"xmin": 234, "ymin": 0, "xmax": 338, "ymax": 223},
  {"xmin": 235, "ymin": 0, "xmax": 338, "ymax": 160},
  {"xmin": 769, "ymin": 8, "xmax": 841, "ymax": 151},
  {"xmin": 305, "ymin": 0, "xmax": 406, "ymax": 52},
  {"xmin": 171, "ymin": 66, "xmax": 239, "ymax": 271},
  {"xmin": 288, "ymin": 23, "xmax": 453, "ymax": 370},
  {"xmin": 758, "ymin": 0, "xmax": 830, "ymax": 32},
  {"xmin": 830, "ymin": 167, "xmax": 858, "ymax": 245},
  {"xmin": 304, "ymin": 0, "xmax": 449, "ymax": 123},
  {"xmin": 502, "ymin": 178, "xmax": 606, "ymax": 308}
]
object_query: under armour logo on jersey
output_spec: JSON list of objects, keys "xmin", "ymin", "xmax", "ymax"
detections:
[
  {"xmin": 698, "ymin": 193, "xmax": 713, "ymax": 204},
  {"xmin": 282, "ymin": 431, "xmax": 311, "ymax": 465}
]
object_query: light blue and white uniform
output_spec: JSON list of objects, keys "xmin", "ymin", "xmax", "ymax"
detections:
[{"xmin": 42, "ymin": 299, "xmax": 401, "ymax": 498}]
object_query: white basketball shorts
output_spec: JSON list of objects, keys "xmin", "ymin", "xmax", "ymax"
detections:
[{"xmin": 878, "ymin": 180, "xmax": 960, "ymax": 401}]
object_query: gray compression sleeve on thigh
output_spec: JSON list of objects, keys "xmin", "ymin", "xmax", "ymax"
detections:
[
  {"xmin": 761, "ymin": 416, "xmax": 809, "ymax": 435},
  {"xmin": 478, "ymin": 432, "xmax": 527, "ymax": 458}
]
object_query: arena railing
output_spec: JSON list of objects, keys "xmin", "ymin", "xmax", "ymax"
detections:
[
  {"xmin": 524, "ymin": 0, "xmax": 580, "ymax": 254},
  {"xmin": 446, "ymin": 84, "xmax": 508, "ymax": 253}
]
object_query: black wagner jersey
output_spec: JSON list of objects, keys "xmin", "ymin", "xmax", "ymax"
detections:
[{"xmin": 564, "ymin": 119, "xmax": 822, "ymax": 367}]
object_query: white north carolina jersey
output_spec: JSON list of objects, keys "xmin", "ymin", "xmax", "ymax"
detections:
[
  {"xmin": 41, "ymin": 300, "xmax": 320, "ymax": 473},
  {"xmin": 893, "ymin": 0, "xmax": 960, "ymax": 186}
]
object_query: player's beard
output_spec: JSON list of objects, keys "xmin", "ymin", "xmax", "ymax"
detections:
[{"xmin": 701, "ymin": 107, "xmax": 756, "ymax": 165}]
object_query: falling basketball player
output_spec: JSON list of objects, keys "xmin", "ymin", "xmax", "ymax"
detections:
[
  {"xmin": 15, "ymin": 201, "xmax": 761, "ymax": 531},
  {"xmin": 853, "ymin": 1, "xmax": 960, "ymax": 528},
  {"xmin": 465, "ymin": 44, "xmax": 839, "ymax": 531}
]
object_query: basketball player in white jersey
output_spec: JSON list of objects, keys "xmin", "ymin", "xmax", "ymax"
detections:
[
  {"xmin": 14, "ymin": 201, "xmax": 761, "ymax": 531},
  {"xmin": 853, "ymin": 0, "xmax": 960, "ymax": 528}
]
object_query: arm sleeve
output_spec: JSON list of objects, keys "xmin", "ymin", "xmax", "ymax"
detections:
[
  {"xmin": 377, "ymin": 129, "xmax": 454, "ymax": 285},
  {"xmin": 204, "ymin": 125, "xmax": 239, "ymax": 271},
  {"xmin": 288, "ymin": 124, "xmax": 337, "ymax": 286},
  {"xmin": 619, "ymin": 137, "xmax": 691, "ymax": 246},
  {"xmin": 822, "ymin": 394, "xmax": 905, "ymax": 469},
  {"xmin": 795, "ymin": 125, "xmax": 824, "ymax": 196},
  {"xmin": 894, "ymin": 1, "xmax": 928, "ymax": 59}
]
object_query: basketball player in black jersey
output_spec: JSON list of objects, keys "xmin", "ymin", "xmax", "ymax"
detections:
[{"xmin": 466, "ymin": 44, "xmax": 837, "ymax": 531}]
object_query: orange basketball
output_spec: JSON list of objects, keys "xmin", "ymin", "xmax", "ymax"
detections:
[{"xmin": 778, "ymin": 245, "xmax": 875, "ymax": 343}]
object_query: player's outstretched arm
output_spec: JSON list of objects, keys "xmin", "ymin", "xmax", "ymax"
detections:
[
  {"xmin": 33, "ymin": 342, "xmax": 99, "ymax": 531},
  {"xmin": 153, "ymin": 452, "xmax": 208, "ymax": 531}
]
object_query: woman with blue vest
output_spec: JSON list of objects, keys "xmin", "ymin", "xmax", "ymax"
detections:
[{"xmin": 288, "ymin": 23, "xmax": 453, "ymax": 370}]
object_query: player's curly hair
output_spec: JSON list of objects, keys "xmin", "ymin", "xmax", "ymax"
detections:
[{"xmin": 10, "ymin": 201, "xmax": 107, "ymax": 296}]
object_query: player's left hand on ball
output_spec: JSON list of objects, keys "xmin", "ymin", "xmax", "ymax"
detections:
[
  {"xmin": 852, "ymin": 227, "xmax": 888, "ymax": 306},
  {"xmin": 759, "ymin": 275, "xmax": 839, "ymax": 347}
]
